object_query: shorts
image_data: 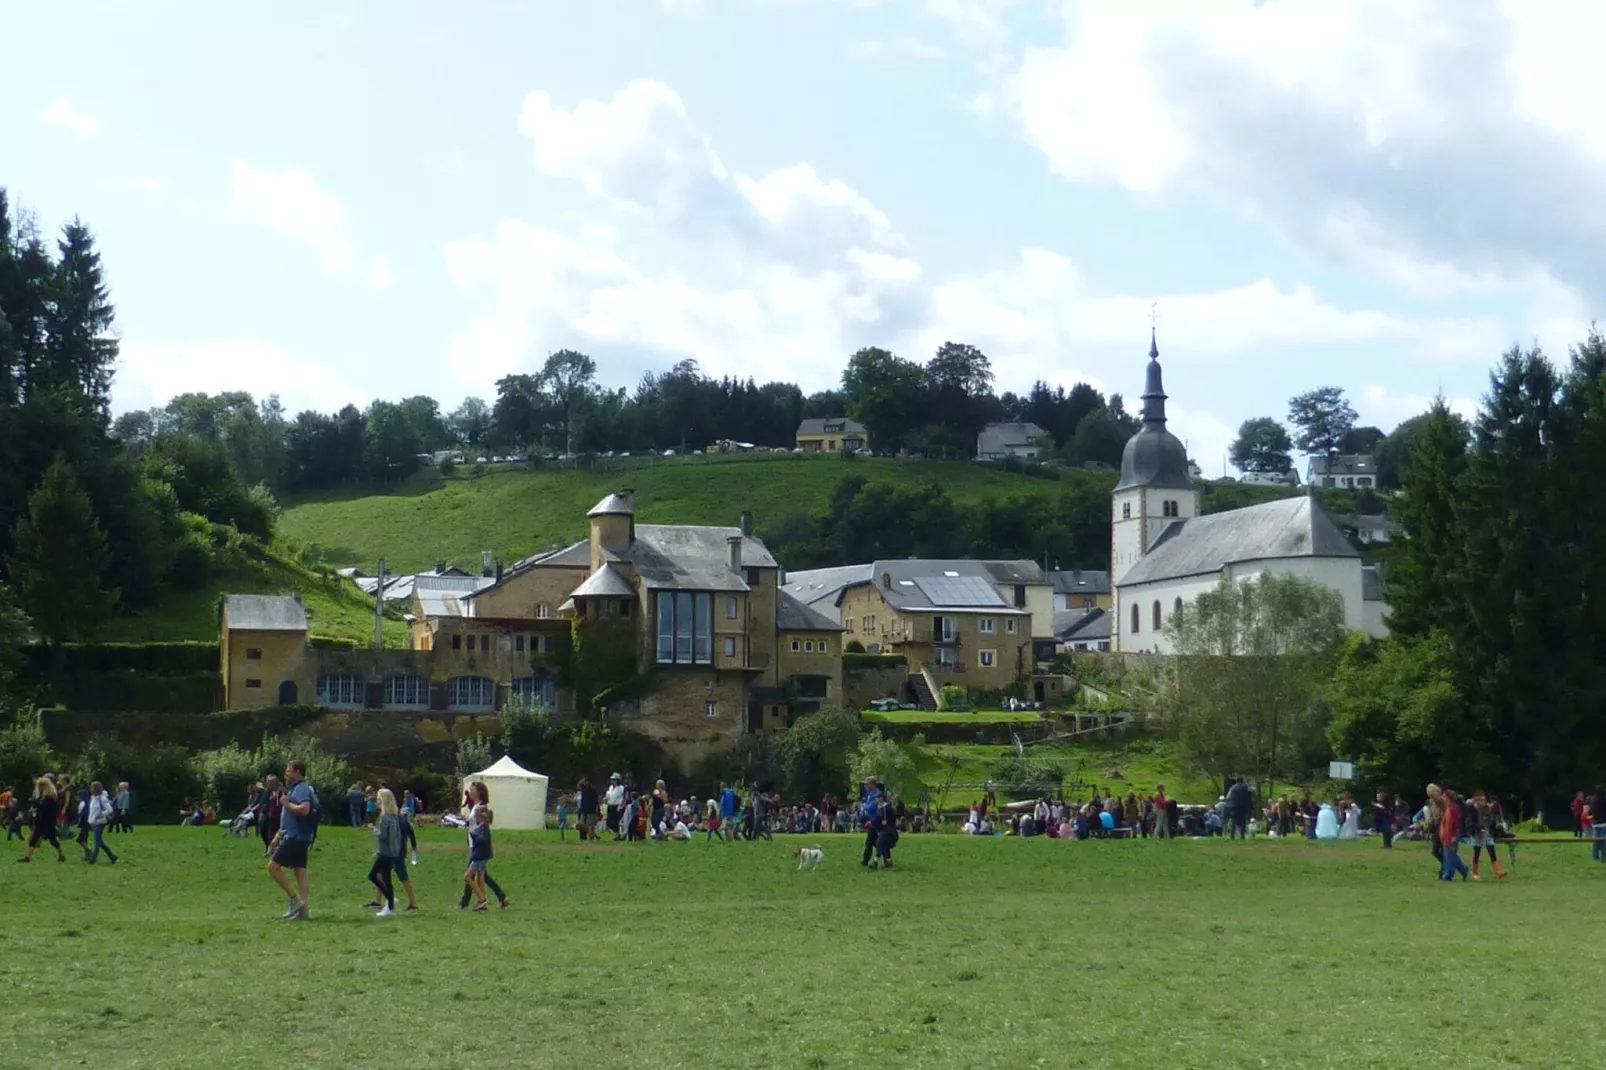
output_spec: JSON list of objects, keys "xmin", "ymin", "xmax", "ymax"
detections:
[
  {"xmin": 467, "ymin": 860, "xmax": 487, "ymax": 872},
  {"xmin": 272, "ymin": 837, "xmax": 310, "ymax": 870},
  {"xmin": 387, "ymin": 856, "xmax": 410, "ymax": 882}
]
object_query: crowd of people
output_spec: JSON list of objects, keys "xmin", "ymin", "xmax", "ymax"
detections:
[{"xmin": 4, "ymin": 774, "xmax": 130, "ymax": 864}]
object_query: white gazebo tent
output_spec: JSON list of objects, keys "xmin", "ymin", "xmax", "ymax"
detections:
[{"xmin": 461, "ymin": 755, "xmax": 549, "ymax": 830}]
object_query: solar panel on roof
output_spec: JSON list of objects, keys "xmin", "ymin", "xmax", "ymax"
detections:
[{"xmin": 914, "ymin": 575, "xmax": 1004, "ymax": 607}]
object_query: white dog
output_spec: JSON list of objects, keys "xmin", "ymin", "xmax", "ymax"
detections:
[{"xmin": 795, "ymin": 846, "xmax": 824, "ymax": 870}]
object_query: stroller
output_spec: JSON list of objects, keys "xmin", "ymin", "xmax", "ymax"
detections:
[{"xmin": 226, "ymin": 809, "xmax": 257, "ymax": 837}]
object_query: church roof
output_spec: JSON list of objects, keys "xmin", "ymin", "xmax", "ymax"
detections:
[
  {"xmin": 1115, "ymin": 332, "xmax": 1193, "ymax": 491},
  {"xmin": 1117, "ymin": 496, "xmax": 1358, "ymax": 587}
]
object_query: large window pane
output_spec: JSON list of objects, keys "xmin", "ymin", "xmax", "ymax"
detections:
[
  {"xmin": 694, "ymin": 593, "xmax": 712, "ymax": 663},
  {"xmin": 384, "ymin": 674, "xmax": 426, "ymax": 707},
  {"xmin": 656, "ymin": 594, "xmax": 674, "ymax": 663},
  {"xmin": 449, "ymin": 675, "xmax": 492, "ymax": 709},
  {"xmin": 317, "ymin": 674, "xmax": 362, "ymax": 707},
  {"xmin": 675, "ymin": 592, "xmax": 694, "ymax": 663}
]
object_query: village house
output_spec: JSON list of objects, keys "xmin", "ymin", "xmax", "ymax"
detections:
[
  {"xmin": 975, "ymin": 421, "xmax": 1046, "ymax": 461},
  {"xmin": 1050, "ymin": 569, "xmax": 1111, "ymax": 613},
  {"xmin": 1055, "ymin": 607, "xmax": 1111, "ymax": 652},
  {"xmin": 795, "ymin": 417, "xmax": 868, "ymax": 454},
  {"xmin": 1306, "ymin": 453, "xmax": 1377, "ymax": 489}
]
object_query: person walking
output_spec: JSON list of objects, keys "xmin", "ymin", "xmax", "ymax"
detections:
[
  {"xmin": 257, "ymin": 776, "xmax": 283, "ymax": 857},
  {"xmin": 1590, "ymin": 785, "xmax": 1606, "ymax": 863},
  {"xmin": 2, "ymin": 787, "xmax": 20, "ymax": 842},
  {"xmin": 1227, "ymin": 777, "xmax": 1252, "ymax": 840},
  {"xmin": 18, "ymin": 777, "xmax": 66, "ymax": 863},
  {"xmin": 1438, "ymin": 788, "xmax": 1469, "ymax": 881},
  {"xmin": 604, "ymin": 774, "xmax": 626, "ymax": 839},
  {"xmin": 1152, "ymin": 784, "xmax": 1171, "ymax": 839},
  {"xmin": 84, "ymin": 781, "xmax": 118, "ymax": 865},
  {"xmin": 649, "ymin": 780, "xmax": 669, "ymax": 840},
  {"xmin": 457, "ymin": 782, "xmax": 509, "ymax": 909},
  {"xmin": 752, "ymin": 789, "xmax": 773, "ymax": 841},
  {"xmin": 1421, "ymin": 784, "xmax": 1445, "ymax": 872},
  {"xmin": 576, "ymin": 778, "xmax": 598, "ymax": 842},
  {"xmin": 859, "ymin": 779, "xmax": 887, "ymax": 866},
  {"xmin": 719, "ymin": 782, "xmax": 740, "ymax": 844},
  {"xmin": 464, "ymin": 805, "xmax": 494, "ymax": 910},
  {"xmin": 367, "ymin": 788, "xmax": 405, "ymax": 917},
  {"xmin": 73, "ymin": 788, "xmax": 92, "ymax": 860},
  {"xmin": 267, "ymin": 760, "xmax": 318, "ymax": 920},
  {"xmin": 1468, "ymin": 790, "xmax": 1507, "ymax": 880},
  {"xmin": 346, "ymin": 783, "xmax": 365, "ymax": 828},
  {"xmin": 113, "ymin": 781, "xmax": 133, "ymax": 833}
]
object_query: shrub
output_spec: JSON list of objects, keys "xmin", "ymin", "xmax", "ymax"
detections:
[
  {"xmin": 937, "ymin": 685, "xmax": 968, "ymax": 711},
  {"xmin": 71, "ymin": 735, "xmax": 205, "ymax": 823},
  {"xmin": 0, "ymin": 712, "xmax": 55, "ymax": 795},
  {"xmin": 500, "ymin": 695, "xmax": 550, "ymax": 770},
  {"xmin": 455, "ymin": 732, "xmax": 496, "ymax": 778},
  {"xmin": 196, "ymin": 743, "xmax": 260, "ymax": 812},
  {"xmin": 438, "ymin": 456, "xmax": 456, "ymax": 476},
  {"xmin": 989, "ymin": 753, "xmax": 1064, "ymax": 797}
]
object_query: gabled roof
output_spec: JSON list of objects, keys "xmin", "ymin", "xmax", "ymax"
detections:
[
  {"xmin": 465, "ymin": 539, "xmax": 591, "ymax": 602},
  {"xmin": 783, "ymin": 565, "xmax": 874, "ymax": 609},
  {"xmin": 413, "ymin": 574, "xmax": 496, "ymax": 618},
  {"xmin": 1050, "ymin": 569, "xmax": 1111, "ymax": 596},
  {"xmin": 1054, "ymin": 608, "xmax": 1109, "ymax": 642},
  {"xmin": 777, "ymin": 591, "xmax": 842, "ymax": 632},
  {"xmin": 976, "ymin": 422, "xmax": 1045, "ymax": 455},
  {"xmin": 796, "ymin": 417, "xmax": 866, "ymax": 436},
  {"xmin": 851, "ymin": 559, "xmax": 1027, "ymax": 614},
  {"xmin": 1308, "ymin": 453, "xmax": 1376, "ymax": 476},
  {"xmin": 1118, "ymin": 496, "xmax": 1358, "ymax": 587},
  {"xmin": 222, "ymin": 594, "xmax": 308, "ymax": 632},
  {"xmin": 610, "ymin": 525, "xmax": 777, "ymax": 592},
  {"xmin": 979, "ymin": 559, "xmax": 1047, "ymax": 585},
  {"xmin": 571, "ymin": 563, "xmax": 636, "ymax": 599}
]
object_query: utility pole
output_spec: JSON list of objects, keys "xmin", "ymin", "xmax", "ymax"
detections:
[{"xmin": 372, "ymin": 556, "xmax": 386, "ymax": 649}]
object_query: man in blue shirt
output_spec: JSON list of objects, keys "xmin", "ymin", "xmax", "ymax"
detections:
[
  {"xmin": 267, "ymin": 760, "xmax": 316, "ymax": 921},
  {"xmin": 719, "ymin": 783, "xmax": 740, "ymax": 842},
  {"xmin": 860, "ymin": 778, "xmax": 887, "ymax": 865}
]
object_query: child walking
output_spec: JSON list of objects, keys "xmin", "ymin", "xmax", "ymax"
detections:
[
  {"xmin": 465, "ymin": 805, "xmax": 494, "ymax": 911},
  {"xmin": 556, "ymin": 794, "xmax": 571, "ymax": 841},
  {"xmin": 367, "ymin": 788, "xmax": 405, "ymax": 917},
  {"xmin": 457, "ymin": 782, "xmax": 509, "ymax": 909}
]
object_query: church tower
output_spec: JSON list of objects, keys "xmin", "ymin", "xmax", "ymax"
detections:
[{"xmin": 1110, "ymin": 330, "xmax": 1198, "ymax": 584}]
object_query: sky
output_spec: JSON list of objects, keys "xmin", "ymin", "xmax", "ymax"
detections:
[{"xmin": 4, "ymin": 0, "xmax": 1603, "ymax": 473}]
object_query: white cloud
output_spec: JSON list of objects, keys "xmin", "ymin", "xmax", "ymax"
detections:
[
  {"xmin": 1360, "ymin": 384, "xmax": 1479, "ymax": 430},
  {"xmin": 1001, "ymin": 0, "xmax": 1606, "ymax": 319},
  {"xmin": 41, "ymin": 97, "xmax": 99, "ymax": 136},
  {"xmin": 116, "ymin": 340, "xmax": 360, "ymax": 414},
  {"xmin": 134, "ymin": 177, "xmax": 166, "ymax": 197},
  {"xmin": 227, "ymin": 160, "xmax": 388, "ymax": 286},
  {"xmin": 845, "ymin": 36, "xmax": 947, "ymax": 62}
]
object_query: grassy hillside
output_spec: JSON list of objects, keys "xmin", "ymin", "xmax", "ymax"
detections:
[
  {"xmin": 279, "ymin": 453, "xmax": 1076, "ymax": 572},
  {"xmin": 100, "ymin": 540, "xmax": 407, "ymax": 646}
]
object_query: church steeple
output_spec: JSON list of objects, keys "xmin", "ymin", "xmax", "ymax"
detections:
[{"xmin": 1141, "ymin": 327, "xmax": 1167, "ymax": 428}]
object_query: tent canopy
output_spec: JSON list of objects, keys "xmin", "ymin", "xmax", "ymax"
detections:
[{"xmin": 462, "ymin": 754, "xmax": 549, "ymax": 831}]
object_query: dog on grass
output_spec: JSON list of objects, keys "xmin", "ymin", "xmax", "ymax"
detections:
[{"xmin": 795, "ymin": 846, "xmax": 824, "ymax": 870}]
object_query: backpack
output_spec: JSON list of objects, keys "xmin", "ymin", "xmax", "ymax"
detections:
[{"xmin": 304, "ymin": 787, "xmax": 323, "ymax": 839}]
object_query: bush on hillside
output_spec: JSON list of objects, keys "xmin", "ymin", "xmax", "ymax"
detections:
[
  {"xmin": 989, "ymin": 753, "xmax": 1065, "ymax": 797},
  {"xmin": 0, "ymin": 713, "xmax": 54, "ymax": 795},
  {"xmin": 71, "ymin": 735, "xmax": 205, "ymax": 822}
]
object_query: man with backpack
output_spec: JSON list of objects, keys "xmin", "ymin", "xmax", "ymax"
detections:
[{"xmin": 267, "ymin": 760, "xmax": 319, "ymax": 921}]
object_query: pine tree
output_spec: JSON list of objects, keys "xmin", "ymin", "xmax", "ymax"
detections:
[
  {"xmin": 1384, "ymin": 398, "xmax": 1469, "ymax": 636},
  {"xmin": 8, "ymin": 457, "xmax": 119, "ymax": 643}
]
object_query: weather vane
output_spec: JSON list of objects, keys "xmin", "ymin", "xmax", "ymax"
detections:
[{"xmin": 1149, "ymin": 301, "xmax": 1160, "ymax": 330}]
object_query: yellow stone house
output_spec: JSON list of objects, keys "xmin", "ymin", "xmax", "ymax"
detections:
[{"xmin": 795, "ymin": 417, "xmax": 868, "ymax": 454}]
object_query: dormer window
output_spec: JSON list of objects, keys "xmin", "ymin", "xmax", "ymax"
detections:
[{"xmin": 882, "ymin": 572, "xmax": 892, "ymax": 589}]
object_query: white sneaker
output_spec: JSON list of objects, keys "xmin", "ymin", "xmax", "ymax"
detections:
[{"xmin": 375, "ymin": 906, "xmax": 395, "ymax": 918}]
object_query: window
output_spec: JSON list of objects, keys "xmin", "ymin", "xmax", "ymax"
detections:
[
  {"xmin": 1122, "ymin": 502, "xmax": 1131, "ymax": 519},
  {"xmin": 480, "ymin": 635, "xmax": 490, "ymax": 653},
  {"xmin": 655, "ymin": 591, "xmax": 714, "ymax": 665},
  {"xmin": 245, "ymin": 679, "xmax": 261, "ymax": 689},
  {"xmin": 541, "ymin": 635, "xmax": 554, "ymax": 654},
  {"xmin": 384, "ymin": 674, "xmax": 428, "ymax": 708},
  {"xmin": 515, "ymin": 635, "xmax": 525, "ymax": 652},
  {"xmin": 725, "ymin": 596, "xmax": 739, "ymax": 620},
  {"xmin": 705, "ymin": 700, "xmax": 718, "ymax": 718},
  {"xmin": 1162, "ymin": 499, "xmax": 1179, "ymax": 518},
  {"xmin": 451, "ymin": 634, "xmax": 462, "ymax": 651},
  {"xmin": 1130, "ymin": 603, "xmax": 1140, "ymax": 633},
  {"xmin": 510, "ymin": 676, "xmax": 556, "ymax": 707},
  {"xmin": 1174, "ymin": 597, "xmax": 1183, "ymax": 617},
  {"xmin": 979, "ymin": 618, "xmax": 995, "ymax": 634},
  {"xmin": 1081, "ymin": 597, "xmax": 1093, "ymax": 610},
  {"xmin": 245, "ymin": 648, "xmax": 262, "ymax": 660},
  {"xmin": 744, "ymin": 567, "xmax": 760, "ymax": 585},
  {"xmin": 448, "ymin": 675, "xmax": 493, "ymax": 709},
  {"xmin": 619, "ymin": 599, "xmax": 633, "ymax": 618},
  {"xmin": 804, "ymin": 640, "xmax": 815, "ymax": 653},
  {"xmin": 979, "ymin": 650, "xmax": 996, "ymax": 668},
  {"xmin": 1006, "ymin": 619, "xmax": 1016, "ymax": 634},
  {"xmin": 790, "ymin": 639, "xmax": 801, "ymax": 652},
  {"xmin": 935, "ymin": 616, "xmax": 956, "ymax": 642},
  {"xmin": 723, "ymin": 636, "xmax": 736, "ymax": 658},
  {"xmin": 1014, "ymin": 584, "xmax": 1027, "ymax": 608},
  {"xmin": 536, "ymin": 603, "xmax": 550, "ymax": 619},
  {"xmin": 816, "ymin": 640, "xmax": 829, "ymax": 655},
  {"xmin": 1152, "ymin": 600, "xmax": 1162, "ymax": 630},
  {"xmin": 317, "ymin": 673, "xmax": 363, "ymax": 708}
]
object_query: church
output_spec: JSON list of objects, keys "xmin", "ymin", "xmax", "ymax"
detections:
[{"xmin": 1109, "ymin": 334, "xmax": 1388, "ymax": 654}]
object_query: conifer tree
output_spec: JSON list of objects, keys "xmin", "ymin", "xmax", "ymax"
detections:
[{"xmin": 8, "ymin": 457, "xmax": 119, "ymax": 643}]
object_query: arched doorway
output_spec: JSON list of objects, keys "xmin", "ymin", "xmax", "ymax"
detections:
[{"xmin": 278, "ymin": 680, "xmax": 298, "ymax": 705}]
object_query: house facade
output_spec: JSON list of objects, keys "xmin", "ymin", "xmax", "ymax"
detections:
[
  {"xmin": 975, "ymin": 421, "xmax": 1046, "ymax": 461},
  {"xmin": 1050, "ymin": 569, "xmax": 1111, "ymax": 613},
  {"xmin": 1307, "ymin": 454, "xmax": 1377, "ymax": 488},
  {"xmin": 795, "ymin": 417, "xmax": 868, "ymax": 454}
]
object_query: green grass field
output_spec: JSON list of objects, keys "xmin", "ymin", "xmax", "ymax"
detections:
[
  {"xmin": 279, "ymin": 453, "xmax": 1078, "ymax": 572},
  {"xmin": 5, "ymin": 828, "xmax": 1601, "ymax": 1068}
]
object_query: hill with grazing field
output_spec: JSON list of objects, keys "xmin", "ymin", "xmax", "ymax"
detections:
[{"xmin": 277, "ymin": 453, "xmax": 1090, "ymax": 572}]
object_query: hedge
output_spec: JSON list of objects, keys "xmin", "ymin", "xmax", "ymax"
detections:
[
  {"xmin": 21, "ymin": 641, "xmax": 219, "ymax": 676},
  {"xmin": 40, "ymin": 671, "xmax": 220, "ymax": 715},
  {"xmin": 843, "ymin": 653, "xmax": 908, "ymax": 670}
]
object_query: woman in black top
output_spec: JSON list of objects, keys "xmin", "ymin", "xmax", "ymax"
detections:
[{"xmin": 19, "ymin": 777, "xmax": 66, "ymax": 863}]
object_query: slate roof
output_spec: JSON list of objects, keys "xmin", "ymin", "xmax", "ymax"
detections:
[
  {"xmin": 796, "ymin": 417, "xmax": 866, "ymax": 436},
  {"xmin": 570, "ymin": 563, "xmax": 636, "ymax": 599},
  {"xmin": 412, "ymin": 574, "xmax": 496, "ymax": 618},
  {"xmin": 1117, "ymin": 496, "xmax": 1358, "ymax": 587},
  {"xmin": 514, "ymin": 539, "xmax": 591, "ymax": 570},
  {"xmin": 587, "ymin": 492, "xmax": 636, "ymax": 517},
  {"xmin": 606, "ymin": 525, "xmax": 777, "ymax": 593},
  {"xmin": 781, "ymin": 565, "xmax": 873, "ymax": 622},
  {"xmin": 777, "ymin": 591, "xmax": 842, "ymax": 632},
  {"xmin": 979, "ymin": 559, "xmax": 1048, "ymax": 585},
  {"xmin": 976, "ymin": 422, "xmax": 1045, "ymax": 457},
  {"xmin": 849, "ymin": 559, "xmax": 1028, "ymax": 614},
  {"xmin": 222, "ymin": 594, "xmax": 308, "ymax": 632},
  {"xmin": 1054, "ymin": 608, "xmax": 1109, "ymax": 642},
  {"xmin": 1050, "ymin": 569, "xmax": 1111, "ymax": 597},
  {"xmin": 1308, "ymin": 453, "xmax": 1376, "ymax": 477}
]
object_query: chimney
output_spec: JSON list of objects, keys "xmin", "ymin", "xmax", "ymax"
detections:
[
  {"xmin": 739, "ymin": 511, "xmax": 752, "ymax": 536},
  {"xmin": 481, "ymin": 550, "xmax": 494, "ymax": 578},
  {"xmin": 435, "ymin": 559, "xmax": 446, "ymax": 575},
  {"xmin": 292, "ymin": 588, "xmax": 302, "ymax": 604},
  {"xmin": 496, "ymin": 561, "xmax": 504, "ymax": 583},
  {"xmin": 727, "ymin": 535, "xmax": 742, "ymax": 574},
  {"xmin": 778, "ymin": 568, "xmax": 787, "ymax": 586}
]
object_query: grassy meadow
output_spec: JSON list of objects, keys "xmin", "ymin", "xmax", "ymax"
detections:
[
  {"xmin": 278, "ymin": 453, "xmax": 1080, "ymax": 572},
  {"xmin": 5, "ymin": 826, "xmax": 1600, "ymax": 1069}
]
